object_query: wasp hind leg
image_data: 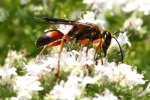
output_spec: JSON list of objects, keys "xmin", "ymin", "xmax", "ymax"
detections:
[
  {"xmin": 55, "ymin": 39, "xmax": 64, "ymax": 78},
  {"xmin": 36, "ymin": 46, "xmax": 47, "ymax": 60}
]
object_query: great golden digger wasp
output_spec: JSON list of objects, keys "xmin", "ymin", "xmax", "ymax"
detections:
[{"xmin": 36, "ymin": 17, "xmax": 123, "ymax": 77}]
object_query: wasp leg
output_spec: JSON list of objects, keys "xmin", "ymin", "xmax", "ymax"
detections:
[
  {"xmin": 36, "ymin": 46, "xmax": 47, "ymax": 60},
  {"xmin": 85, "ymin": 47, "xmax": 89, "ymax": 60},
  {"xmin": 85, "ymin": 46, "xmax": 94, "ymax": 75},
  {"xmin": 85, "ymin": 47, "xmax": 89, "ymax": 68},
  {"xmin": 56, "ymin": 39, "xmax": 64, "ymax": 78},
  {"xmin": 94, "ymin": 38, "xmax": 104, "ymax": 65}
]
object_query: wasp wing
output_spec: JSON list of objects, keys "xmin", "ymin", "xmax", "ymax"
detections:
[
  {"xmin": 41, "ymin": 17, "xmax": 78, "ymax": 25},
  {"xmin": 41, "ymin": 17, "xmax": 94, "ymax": 27},
  {"xmin": 40, "ymin": 17, "xmax": 99, "ymax": 38}
]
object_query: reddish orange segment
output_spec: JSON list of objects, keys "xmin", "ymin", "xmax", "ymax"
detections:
[
  {"xmin": 62, "ymin": 35, "xmax": 72, "ymax": 41},
  {"xmin": 46, "ymin": 40, "xmax": 61, "ymax": 48},
  {"xmin": 46, "ymin": 30, "xmax": 64, "ymax": 39},
  {"xmin": 81, "ymin": 39, "xmax": 90, "ymax": 44}
]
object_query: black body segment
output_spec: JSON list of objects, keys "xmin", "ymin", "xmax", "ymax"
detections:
[
  {"xmin": 36, "ymin": 36, "xmax": 51, "ymax": 48},
  {"xmin": 102, "ymin": 31, "xmax": 112, "ymax": 57}
]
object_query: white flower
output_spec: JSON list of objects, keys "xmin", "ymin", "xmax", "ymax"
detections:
[
  {"xmin": 79, "ymin": 47, "xmax": 95, "ymax": 66},
  {"xmin": 25, "ymin": 59, "xmax": 52, "ymax": 77},
  {"xmin": 117, "ymin": 32, "xmax": 131, "ymax": 47},
  {"xmin": 95, "ymin": 62, "xmax": 145, "ymax": 87},
  {"xmin": 11, "ymin": 91, "xmax": 32, "ymax": 100},
  {"xmin": 79, "ymin": 11, "xmax": 106, "ymax": 29},
  {"xmin": 93, "ymin": 89, "xmax": 118, "ymax": 100},
  {"xmin": 84, "ymin": 0, "xmax": 150, "ymax": 16},
  {"xmin": 81, "ymin": 76, "xmax": 99, "ymax": 87},
  {"xmin": 122, "ymin": 1, "xmax": 138, "ymax": 13},
  {"xmin": 60, "ymin": 49, "xmax": 80, "ymax": 67},
  {"xmin": 5, "ymin": 50, "xmax": 25, "ymax": 64},
  {"xmin": 123, "ymin": 16, "xmax": 143, "ymax": 31},
  {"xmin": 118, "ymin": 64, "xmax": 145, "ymax": 86},
  {"xmin": 83, "ymin": 0, "xmax": 127, "ymax": 11},
  {"xmin": 123, "ymin": 1, "xmax": 150, "ymax": 15},
  {"xmin": 20, "ymin": 0, "xmax": 29, "ymax": 5},
  {"xmin": 49, "ymin": 68, "xmax": 98, "ymax": 100},
  {"xmin": 0, "ymin": 66, "xmax": 17, "ymax": 79},
  {"xmin": 111, "ymin": 32, "xmax": 131, "ymax": 47},
  {"xmin": 29, "ymin": 5, "xmax": 44, "ymax": 15},
  {"xmin": 79, "ymin": 11, "xmax": 96, "ymax": 23},
  {"xmin": 139, "ymin": 83, "xmax": 150, "ymax": 96},
  {"xmin": 83, "ymin": 0, "xmax": 95, "ymax": 5},
  {"xmin": 81, "ymin": 97, "xmax": 91, "ymax": 100},
  {"xmin": 13, "ymin": 75, "xmax": 43, "ymax": 99},
  {"xmin": 50, "ymin": 74, "xmax": 82, "ymax": 100},
  {"xmin": 58, "ymin": 25, "xmax": 73, "ymax": 35},
  {"xmin": 33, "ymin": 48, "xmax": 95, "ymax": 72},
  {"xmin": 0, "ymin": 8, "xmax": 8, "ymax": 22}
]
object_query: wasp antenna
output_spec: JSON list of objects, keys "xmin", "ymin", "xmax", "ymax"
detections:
[
  {"xmin": 41, "ymin": 17, "xmax": 56, "ymax": 24},
  {"xmin": 113, "ymin": 30, "xmax": 126, "ymax": 36},
  {"xmin": 32, "ymin": 16, "xmax": 49, "ymax": 25},
  {"xmin": 112, "ymin": 36, "xmax": 124, "ymax": 63}
]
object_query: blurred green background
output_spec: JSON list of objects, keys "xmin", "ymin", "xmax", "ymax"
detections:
[
  {"xmin": 0, "ymin": 0, "xmax": 86, "ymax": 64},
  {"xmin": 0, "ymin": 0, "xmax": 150, "ymax": 79}
]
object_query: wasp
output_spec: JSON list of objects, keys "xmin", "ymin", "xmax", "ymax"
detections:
[{"xmin": 36, "ymin": 17, "xmax": 123, "ymax": 77}]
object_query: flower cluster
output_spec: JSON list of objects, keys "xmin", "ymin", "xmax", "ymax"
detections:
[
  {"xmin": 83, "ymin": 0, "xmax": 150, "ymax": 15},
  {"xmin": 0, "ymin": 42, "xmax": 149, "ymax": 99},
  {"xmin": 83, "ymin": 0, "xmax": 149, "ymax": 37}
]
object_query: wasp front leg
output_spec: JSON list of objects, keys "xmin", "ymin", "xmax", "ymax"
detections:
[{"xmin": 94, "ymin": 38, "xmax": 104, "ymax": 65}]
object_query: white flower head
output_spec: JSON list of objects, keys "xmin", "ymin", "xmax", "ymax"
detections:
[
  {"xmin": 81, "ymin": 76, "xmax": 99, "ymax": 87},
  {"xmin": 84, "ymin": 0, "xmax": 150, "ymax": 16},
  {"xmin": 123, "ymin": 16, "xmax": 143, "ymax": 31},
  {"xmin": 58, "ymin": 25, "xmax": 73, "ymax": 35},
  {"xmin": 79, "ymin": 11, "xmax": 96, "ymax": 23},
  {"xmin": 11, "ymin": 90, "xmax": 32, "ymax": 100},
  {"xmin": 83, "ymin": 0, "xmax": 127, "ymax": 11},
  {"xmin": 20, "ymin": 0, "xmax": 29, "ymax": 5},
  {"xmin": 83, "ymin": 0, "xmax": 95, "ymax": 5},
  {"xmin": 117, "ymin": 32, "xmax": 131, "ymax": 47},
  {"xmin": 25, "ymin": 59, "xmax": 52, "ymax": 77},
  {"xmin": 117, "ymin": 64, "xmax": 145, "ymax": 87},
  {"xmin": 5, "ymin": 50, "xmax": 25, "ymax": 64},
  {"xmin": 29, "ymin": 5, "xmax": 44, "ymax": 15},
  {"xmin": 49, "ymin": 74, "xmax": 82, "ymax": 100},
  {"xmin": 0, "ymin": 66, "xmax": 17, "ymax": 79},
  {"xmin": 0, "ymin": 8, "xmax": 8, "ymax": 22},
  {"xmin": 111, "ymin": 32, "xmax": 131, "ymax": 47},
  {"xmin": 95, "ymin": 62, "xmax": 145, "ymax": 87},
  {"xmin": 123, "ymin": 1, "xmax": 150, "ymax": 15},
  {"xmin": 93, "ymin": 89, "xmax": 118, "ymax": 100},
  {"xmin": 79, "ymin": 11, "xmax": 106, "ymax": 29},
  {"xmin": 139, "ymin": 83, "xmax": 150, "ymax": 96},
  {"xmin": 14, "ymin": 75, "xmax": 43, "ymax": 99}
]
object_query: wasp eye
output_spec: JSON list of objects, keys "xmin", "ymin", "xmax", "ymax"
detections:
[{"xmin": 36, "ymin": 36, "xmax": 51, "ymax": 48}]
